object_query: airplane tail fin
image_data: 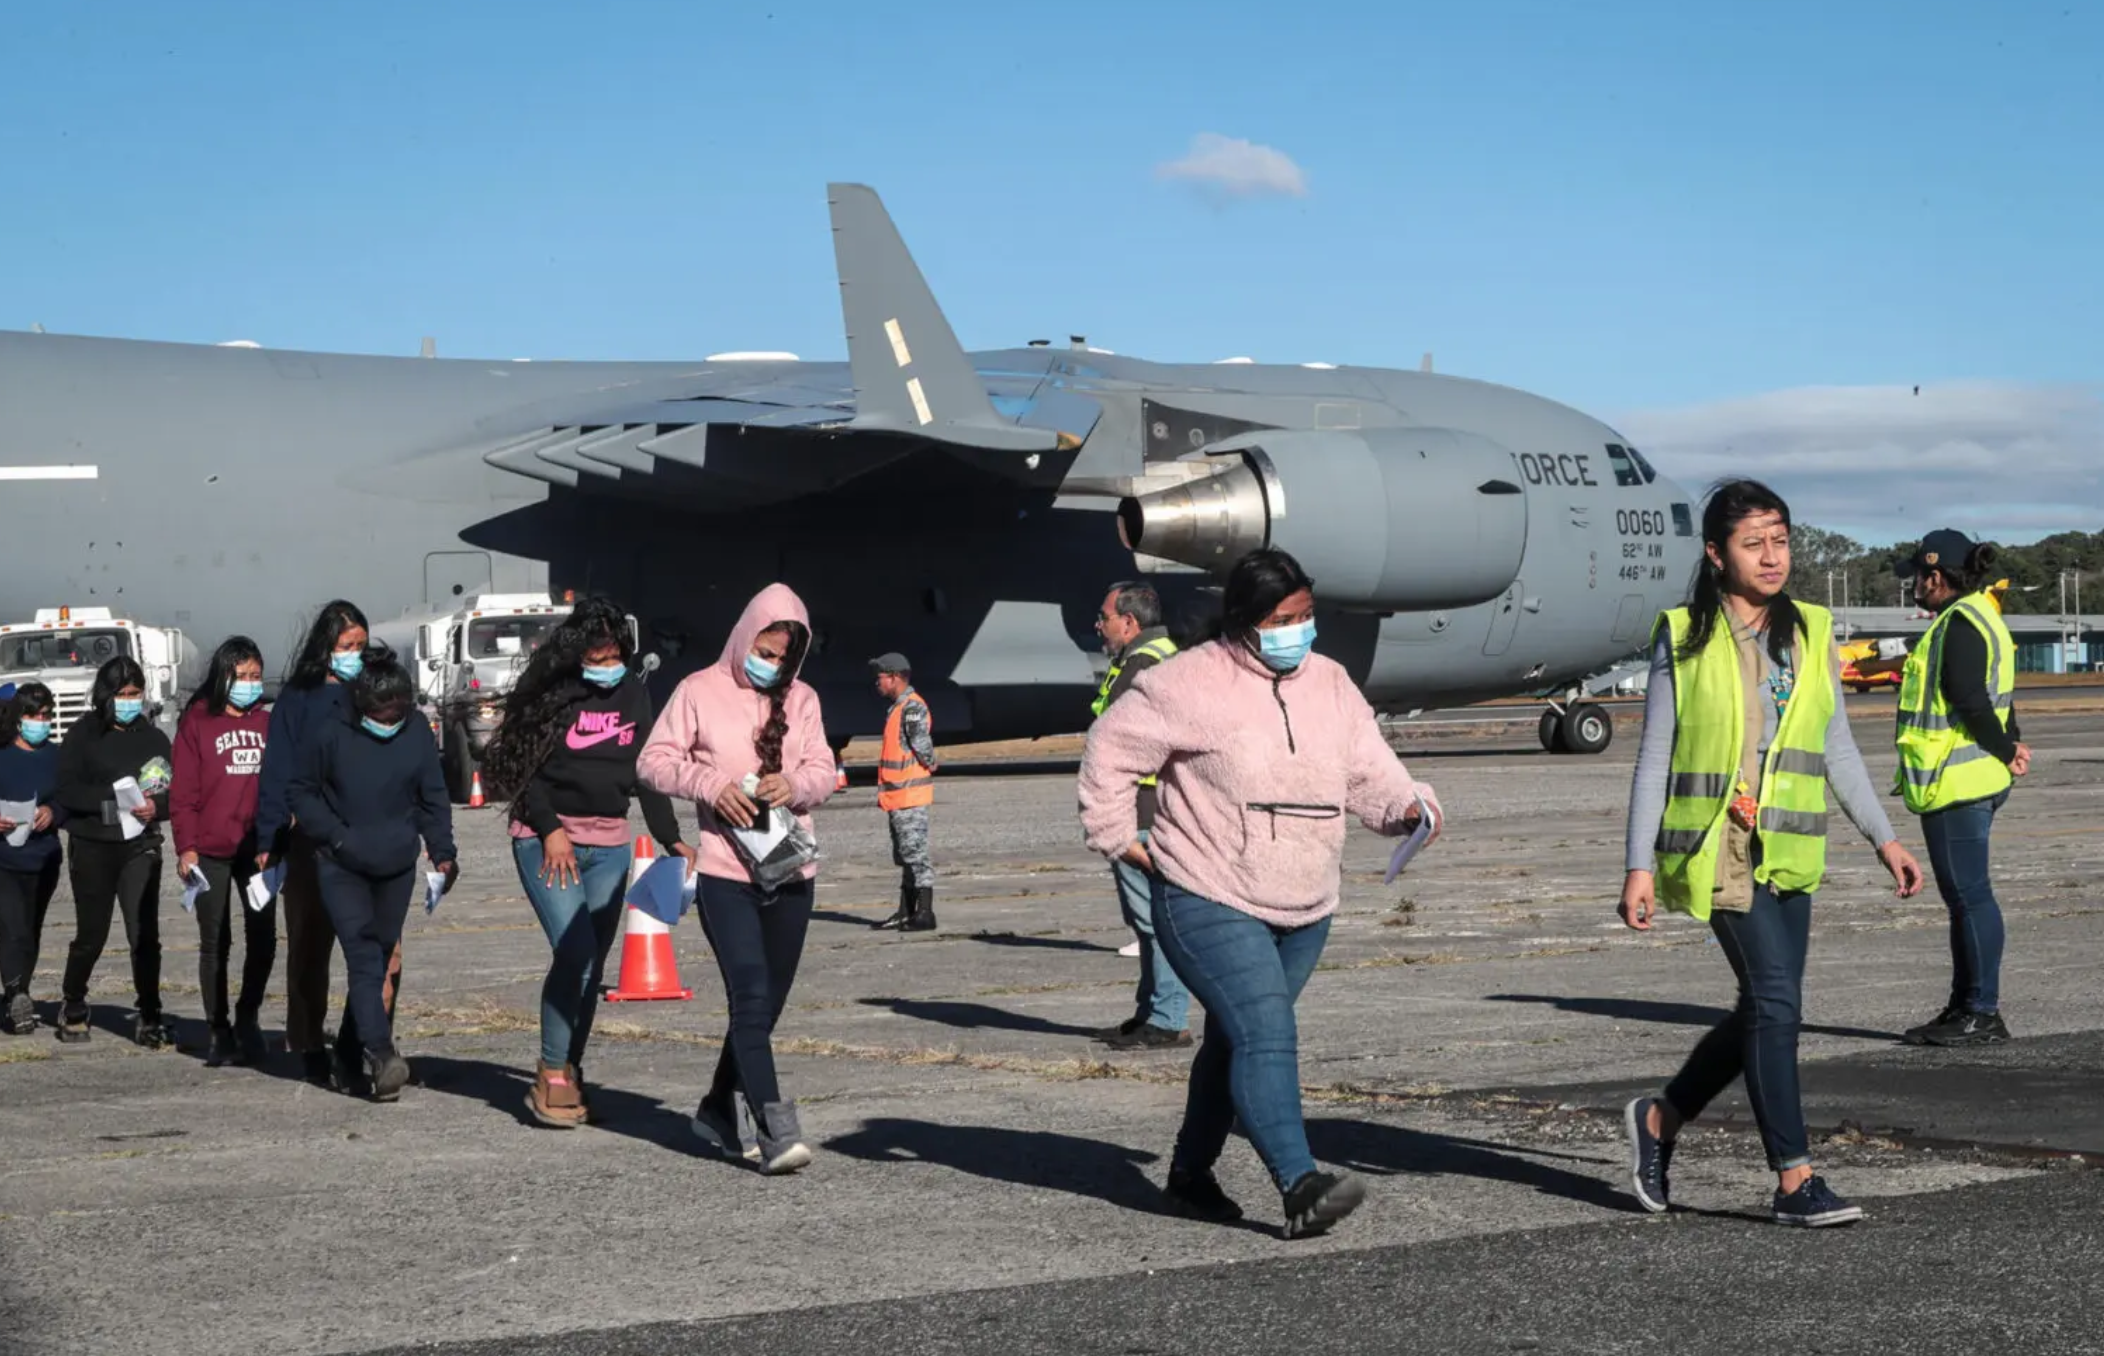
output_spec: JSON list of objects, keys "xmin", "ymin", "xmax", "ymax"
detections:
[{"xmin": 827, "ymin": 183, "xmax": 1055, "ymax": 455}]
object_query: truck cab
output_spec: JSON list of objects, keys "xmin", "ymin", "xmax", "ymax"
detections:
[{"xmin": 0, "ymin": 606, "xmax": 188, "ymax": 739}]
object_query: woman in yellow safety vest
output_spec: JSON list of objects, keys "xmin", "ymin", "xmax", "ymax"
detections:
[
  {"xmin": 1892, "ymin": 529, "xmax": 2028, "ymax": 1048},
  {"xmin": 1619, "ymin": 479, "xmax": 1925, "ymax": 1228}
]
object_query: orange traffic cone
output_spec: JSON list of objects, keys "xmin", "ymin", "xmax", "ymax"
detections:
[
  {"xmin": 604, "ymin": 836, "xmax": 692, "ymax": 1002},
  {"xmin": 468, "ymin": 770, "xmax": 485, "ymax": 809},
  {"xmin": 835, "ymin": 762, "xmax": 849, "ymax": 792}
]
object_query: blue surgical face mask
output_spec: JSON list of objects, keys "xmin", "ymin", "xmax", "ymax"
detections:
[
  {"xmin": 113, "ymin": 698, "xmax": 145, "ymax": 724},
  {"xmin": 19, "ymin": 719, "xmax": 51, "ymax": 746},
  {"xmin": 360, "ymin": 716, "xmax": 404, "ymax": 740},
  {"xmin": 582, "ymin": 664, "xmax": 626, "ymax": 688},
  {"xmin": 744, "ymin": 653, "xmax": 781, "ymax": 689},
  {"xmin": 230, "ymin": 680, "xmax": 265, "ymax": 709},
  {"xmin": 329, "ymin": 650, "xmax": 365, "ymax": 682},
  {"xmin": 1256, "ymin": 619, "xmax": 1316, "ymax": 672}
]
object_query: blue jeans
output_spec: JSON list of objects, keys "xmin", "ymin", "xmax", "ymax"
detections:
[
  {"xmin": 1920, "ymin": 791, "xmax": 2008, "ymax": 1014},
  {"xmin": 514, "ymin": 837, "xmax": 633, "ymax": 1069},
  {"xmin": 1663, "ymin": 881, "xmax": 1812, "ymax": 1171},
  {"xmin": 1152, "ymin": 878, "xmax": 1331, "ymax": 1192},
  {"xmin": 1113, "ymin": 836, "xmax": 1188, "ymax": 1032}
]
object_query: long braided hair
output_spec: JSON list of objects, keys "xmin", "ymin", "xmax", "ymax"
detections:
[{"xmin": 751, "ymin": 621, "xmax": 810, "ymax": 776}]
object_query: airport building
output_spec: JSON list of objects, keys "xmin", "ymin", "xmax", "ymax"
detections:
[{"xmin": 1832, "ymin": 607, "xmax": 2103, "ymax": 674}]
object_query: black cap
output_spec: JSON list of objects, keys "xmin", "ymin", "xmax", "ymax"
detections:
[
  {"xmin": 869, "ymin": 652, "xmax": 911, "ymax": 675},
  {"xmin": 1895, "ymin": 528, "xmax": 1979, "ymax": 580}
]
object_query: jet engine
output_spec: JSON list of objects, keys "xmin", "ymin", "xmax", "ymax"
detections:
[{"xmin": 1116, "ymin": 427, "xmax": 1529, "ymax": 612}]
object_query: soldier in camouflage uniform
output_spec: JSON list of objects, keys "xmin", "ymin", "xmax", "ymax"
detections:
[{"xmin": 871, "ymin": 653, "xmax": 938, "ymax": 931}]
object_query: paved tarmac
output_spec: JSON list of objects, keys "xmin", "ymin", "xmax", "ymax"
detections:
[{"xmin": 2, "ymin": 698, "xmax": 2099, "ymax": 1355}]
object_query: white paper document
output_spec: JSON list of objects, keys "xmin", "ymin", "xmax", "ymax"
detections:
[
  {"xmin": 0, "ymin": 800, "xmax": 35, "ymax": 849},
  {"xmin": 180, "ymin": 864, "xmax": 210, "ymax": 914},
  {"xmin": 112, "ymin": 777, "xmax": 147, "ymax": 841},
  {"xmin": 424, "ymin": 870, "xmax": 448, "ymax": 915},
  {"xmin": 1383, "ymin": 793, "xmax": 1441, "ymax": 883},
  {"xmin": 244, "ymin": 860, "xmax": 288, "ymax": 913}
]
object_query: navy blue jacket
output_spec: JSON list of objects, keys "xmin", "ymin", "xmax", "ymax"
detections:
[
  {"xmin": 288, "ymin": 708, "xmax": 456, "ymax": 878},
  {"xmin": 0, "ymin": 743, "xmax": 68, "ymax": 872},
  {"xmin": 253, "ymin": 682, "xmax": 349, "ymax": 853}
]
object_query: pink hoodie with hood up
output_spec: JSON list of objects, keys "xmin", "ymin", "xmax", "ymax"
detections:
[
  {"xmin": 637, "ymin": 583, "xmax": 836, "ymax": 884},
  {"xmin": 1078, "ymin": 637, "xmax": 1441, "ymax": 927}
]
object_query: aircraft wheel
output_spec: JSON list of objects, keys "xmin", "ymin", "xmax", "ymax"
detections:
[
  {"xmin": 1560, "ymin": 702, "xmax": 1613, "ymax": 756},
  {"xmin": 1538, "ymin": 709, "xmax": 1569, "ymax": 754}
]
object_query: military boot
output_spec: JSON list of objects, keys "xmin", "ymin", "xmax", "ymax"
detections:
[{"xmin": 902, "ymin": 886, "xmax": 937, "ymax": 932}]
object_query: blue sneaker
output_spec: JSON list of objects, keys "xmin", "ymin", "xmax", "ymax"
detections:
[
  {"xmin": 1773, "ymin": 1175, "xmax": 1863, "ymax": 1228},
  {"xmin": 1624, "ymin": 1097, "xmax": 1673, "ymax": 1213}
]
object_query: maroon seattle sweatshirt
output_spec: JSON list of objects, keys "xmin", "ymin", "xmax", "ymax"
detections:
[{"xmin": 171, "ymin": 703, "xmax": 270, "ymax": 859}]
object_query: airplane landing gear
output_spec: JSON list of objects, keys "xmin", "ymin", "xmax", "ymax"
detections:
[{"xmin": 1539, "ymin": 701, "xmax": 1613, "ymax": 755}]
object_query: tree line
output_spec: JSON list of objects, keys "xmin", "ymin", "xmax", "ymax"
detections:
[{"xmin": 1791, "ymin": 526, "xmax": 2104, "ymax": 615}]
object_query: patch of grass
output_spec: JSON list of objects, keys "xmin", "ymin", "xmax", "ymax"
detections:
[{"xmin": 0, "ymin": 1045, "xmax": 54, "ymax": 1065}]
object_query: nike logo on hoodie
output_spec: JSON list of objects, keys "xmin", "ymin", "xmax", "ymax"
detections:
[{"xmin": 567, "ymin": 710, "xmax": 637, "ymax": 750}]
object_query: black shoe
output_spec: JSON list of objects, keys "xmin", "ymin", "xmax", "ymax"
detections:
[
  {"xmin": 1092, "ymin": 1016, "xmax": 1147, "ymax": 1043},
  {"xmin": 233, "ymin": 1014, "xmax": 267, "ymax": 1067},
  {"xmin": 332, "ymin": 1045, "xmax": 373, "ymax": 1098},
  {"xmin": 3, "ymin": 991, "xmax": 36, "ymax": 1036},
  {"xmin": 1918, "ymin": 1009, "xmax": 2012, "ymax": 1047},
  {"xmin": 1163, "ymin": 1168, "xmax": 1243, "ymax": 1223},
  {"xmin": 1103, "ymin": 1022, "xmax": 1193, "ymax": 1051},
  {"xmin": 1773, "ymin": 1175, "xmax": 1863, "ymax": 1227},
  {"xmin": 204, "ymin": 1025, "xmax": 238, "ymax": 1068},
  {"xmin": 368, "ymin": 1047, "xmax": 411, "ymax": 1103},
  {"xmin": 1282, "ymin": 1171, "xmax": 1366, "ymax": 1239},
  {"xmin": 1902, "ymin": 1005, "xmax": 1964, "ymax": 1045},
  {"xmin": 133, "ymin": 1014, "xmax": 174, "ymax": 1051},
  {"xmin": 900, "ymin": 886, "xmax": 937, "ymax": 932},
  {"xmin": 300, "ymin": 1050, "xmax": 334, "ymax": 1087},
  {"xmin": 875, "ymin": 882, "xmax": 912, "ymax": 930},
  {"xmin": 54, "ymin": 1005, "xmax": 90, "ymax": 1044},
  {"xmin": 1625, "ymin": 1096, "xmax": 1673, "ymax": 1213}
]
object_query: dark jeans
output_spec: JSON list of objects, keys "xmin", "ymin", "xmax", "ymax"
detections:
[
  {"xmin": 1921, "ymin": 791, "xmax": 2008, "ymax": 1014},
  {"xmin": 0, "ymin": 859, "xmax": 61, "ymax": 998},
  {"xmin": 695, "ymin": 874, "xmax": 814, "ymax": 1119},
  {"xmin": 514, "ymin": 836, "xmax": 631, "ymax": 1069},
  {"xmin": 280, "ymin": 835, "xmax": 335, "ymax": 1054},
  {"xmin": 315, "ymin": 857, "xmax": 415, "ymax": 1059},
  {"xmin": 1664, "ymin": 882, "xmax": 1813, "ymax": 1172},
  {"xmin": 1152, "ymin": 878, "xmax": 1331, "ymax": 1193},
  {"xmin": 62, "ymin": 836, "xmax": 163, "ymax": 1018},
  {"xmin": 195, "ymin": 855, "xmax": 277, "ymax": 1030}
]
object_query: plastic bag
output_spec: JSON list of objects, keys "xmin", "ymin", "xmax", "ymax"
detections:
[{"xmin": 729, "ymin": 774, "xmax": 820, "ymax": 893}]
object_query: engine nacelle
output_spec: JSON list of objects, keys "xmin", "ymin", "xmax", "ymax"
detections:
[{"xmin": 1116, "ymin": 427, "xmax": 1528, "ymax": 611}]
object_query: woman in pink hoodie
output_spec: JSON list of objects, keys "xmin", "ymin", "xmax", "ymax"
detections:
[
  {"xmin": 638, "ymin": 583, "xmax": 836, "ymax": 1174},
  {"xmin": 1079, "ymin": 548, "xmax": 1442, "ymax": 1239}
]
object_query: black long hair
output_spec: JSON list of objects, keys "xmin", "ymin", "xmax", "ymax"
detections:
[
  {"xmin": 188, "ymin": 635, "xmax": 265, "ymax": 713},
  {"xmin": 1, "ymin": 682, "xmax": 54, "ymax": 745},
  {"xmin": 286, "ymin": 600, "xmax": 370, "ymax": 691},
  {"xmin": 1679, "ymin": 478, "xmax": 1805, "ymax": 667},
  {"xmin": 480, "ymin": 596, "xmax": 638, "ymax": 806},
  {"xmin": 91, "ymin": 656, "xmax": 150, "ymax": 723},
  {"xmin": 348, "ymin": 645, "xmax": 414, "ymax": 719},
  {"xmin": 1200, "ymin": 548, "xmax": 1317, "ymax": 649},
  {"xmin": 752, "ymin": 621, "xmax": 811, "ymax": 777}
]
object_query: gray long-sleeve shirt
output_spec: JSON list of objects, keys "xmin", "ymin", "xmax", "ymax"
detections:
[{"xmin": 1625, "ymin": 626, "xmax": 1896, "ymax": 874}]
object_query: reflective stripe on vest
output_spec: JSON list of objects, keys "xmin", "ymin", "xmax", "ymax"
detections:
[
  {"xmin": 1895, "ymin": 592, "xmax": 2015, "ymax": 814},
  {"xmin": 878, "ymin": 693, "xmax": 934, "ymax": 811},
  {"xmin": 1652, "ymin": 601, "xmax": 1836, "ymax": 920},
  {"xmin": 1090, "ymin": 636, "xmax": 1179, "ymax": 785}
]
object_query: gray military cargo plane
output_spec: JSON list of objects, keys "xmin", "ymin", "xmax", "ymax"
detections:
[{"xmin": 1, "ymin": 182, "xmax": 1700, "ymax": 783}]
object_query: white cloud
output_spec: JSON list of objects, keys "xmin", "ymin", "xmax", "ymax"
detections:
[
  {"xmin": 1155, "ymin": 133, "xmax": 1308, "ymax": 201},
  {"xmin": 1613, "ymin": 381, "xmax": 2104, "ymax": 545}
]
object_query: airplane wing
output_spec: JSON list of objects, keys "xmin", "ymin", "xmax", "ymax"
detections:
[{"xmin": 475, "ymin": 183, "xmax": 1088, "ymax": 501}]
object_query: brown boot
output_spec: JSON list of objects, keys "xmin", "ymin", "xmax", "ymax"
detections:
[{"xmin": 526, "ymin": 1059, "xmax": 586, "ymax": 1128}]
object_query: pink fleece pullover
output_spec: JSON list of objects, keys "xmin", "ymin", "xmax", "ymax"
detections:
[
  {"xmin": 1078, "ymin": 638, "xmax": 1441, "ymax": 927},
  {"xmin": 637, "ymin": 584, "xmax": 836, "ymax": 884}
]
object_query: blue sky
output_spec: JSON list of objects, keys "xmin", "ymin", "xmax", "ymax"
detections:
[{"xmin": 6, "ymin": 0, "xmax": 2100, "ymax": 540}]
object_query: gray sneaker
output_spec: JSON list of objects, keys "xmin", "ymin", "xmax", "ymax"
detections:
[
  {"xmin": 691, "ymin": 1092, "xmax": 762, "ymax": 1162},
  {"xmin": 4, "ymin": 991, "xmax": 36, "ymax": 1036},
  {"xmin": 755, "ymin": 1100, "xmax": 814, "ymax": 1176}
]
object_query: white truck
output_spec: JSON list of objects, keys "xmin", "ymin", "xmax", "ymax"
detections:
[
  {"xmin": 0, "ymin": 606, "xmax": 191, "ymax": 740},
  {"xmin": 372, "ymin": 593, "xmax": 649, "ymax": 803}
]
